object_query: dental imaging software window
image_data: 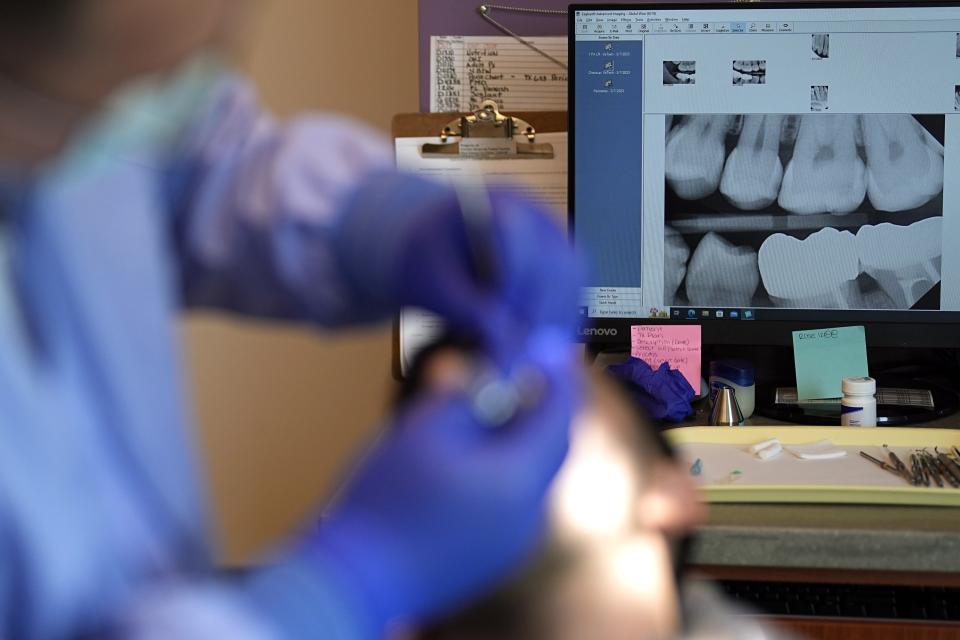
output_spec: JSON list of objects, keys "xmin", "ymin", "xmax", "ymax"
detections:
[{"xmin": 573, "ymin": 4, "xmax": 960, "ymax": 322}]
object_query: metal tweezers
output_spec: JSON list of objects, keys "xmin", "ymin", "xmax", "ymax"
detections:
[{"xmin": 860, "ymin": 451, "xmax": 911, "ymax": 485}]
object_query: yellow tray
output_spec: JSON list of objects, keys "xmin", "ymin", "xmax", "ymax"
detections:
[{"xmin": 666, "ymin": 426, "xmax": 960, "ymax": 507}]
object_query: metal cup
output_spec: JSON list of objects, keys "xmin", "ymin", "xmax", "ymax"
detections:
[{"xmin": 710, "ymin": 386, "xmax": 745, "ymax": 427}]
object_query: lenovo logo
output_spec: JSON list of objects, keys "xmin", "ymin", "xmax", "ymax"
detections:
[{"xmin": 579, "ymin": 327, "xmax": 619, "ymax": 338}]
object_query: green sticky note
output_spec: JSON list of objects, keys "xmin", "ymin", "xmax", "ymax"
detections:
[{"xmin": 792, "ymin": 326, "xmax": 868, "ymax": 401}]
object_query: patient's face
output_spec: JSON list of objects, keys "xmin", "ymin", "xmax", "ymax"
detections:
[
  {"xmin": 538, "ymin": 377, "xmax": 706, "ymax": 640},
  {"xmin": 416, "ymin": 351, "xmax": 707, "ymax": 640}
]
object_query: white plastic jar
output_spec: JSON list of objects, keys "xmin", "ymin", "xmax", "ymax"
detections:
[{"xmin": 841, "ymin": 377, "xmax": 877, "ymax": 427}]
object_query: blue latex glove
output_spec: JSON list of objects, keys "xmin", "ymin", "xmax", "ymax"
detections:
[
  {"xmin": 397, "ymin": 187, "xmax": 583, "ymax": 369},
  {"xmin": 307, "ymin": 332, "xmax": 579, "ymax": 631},
  {"xmin": 336, "ymin": 174, "xmax": 584, "ymax": 369},
  {"xmin": 607, "ymin": 357, "xmax": 696, "ymax": 423}
]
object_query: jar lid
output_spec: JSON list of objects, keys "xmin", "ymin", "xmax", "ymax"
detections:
[
  {"xmin": 709, "ymin": 359, "xmax": 755, "ymax": 386},
  {"xmin": 842, "ymin": 376, "xmax": 876, "ymax": 395}
]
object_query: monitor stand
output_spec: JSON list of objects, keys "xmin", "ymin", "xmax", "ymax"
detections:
[
  {"xmin": 713, "ymin": 344, "xmax": 960, "ymax": 426},
  {"xmin": 755, "ymin": 374, "xmax": 960, "ymax": 426}
]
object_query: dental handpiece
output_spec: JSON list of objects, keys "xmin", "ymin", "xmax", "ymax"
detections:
[
  {"xmin": 454, "ymin": 178, "xmax": 548, "ymax": 428},
  {"xmin": 455, "ymin": 177, "xmax": 499, "ymax": 288}
]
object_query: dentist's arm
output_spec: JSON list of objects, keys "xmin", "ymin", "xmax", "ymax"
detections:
[
  {"xmin": 165, "ymin": 76, "xmax": 393, "ymax": 326},
  {"xmin": 116, "ymin": 335, "xmax": 579, "ymax": 639},
  {"xmin": 165, "ymin": 76, "xmax": 582, "ymax": 360}
]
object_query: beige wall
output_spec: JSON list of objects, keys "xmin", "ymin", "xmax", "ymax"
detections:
[{"xmin": 184, "ymin": 0, "xmax": 419, "ymax": 565}]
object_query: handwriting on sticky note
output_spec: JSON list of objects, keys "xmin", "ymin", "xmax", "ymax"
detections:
[
  {"xmin": 795, "ymin": 328, "xmax": 843, "ymax": 341},
  {"xmin": 792, "ymin": 325, "xmax": 869, "ymax": 401},
  {"xmin": 631, "ymin": 325, "xmax": 702, "ymax": 389}
]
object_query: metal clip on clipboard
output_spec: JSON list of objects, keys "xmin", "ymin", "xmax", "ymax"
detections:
[{"xmin": 421, "ymin": 99, "xmax": 555, "ymax": 159}]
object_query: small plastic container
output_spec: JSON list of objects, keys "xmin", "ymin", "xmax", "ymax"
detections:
[
  {"xmin": 841, "ymin": 377, "xmax": 877, "ymax": 427},
  {"xmin": 709, "ymin": 360, "xmax": 755, "ymax": 419}
]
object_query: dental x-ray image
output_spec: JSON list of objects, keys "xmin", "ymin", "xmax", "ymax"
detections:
[
  {"xmin": 732, "ymin": 60, "xmax": 765, "ymax": 85},
  {"xmin": 955, "ymin": 85, "xmax": 960, "ymax": 111},
  {"xmin": 663, "ymin": 114, "xmax": 945, "ymax": 311},
  {"xmin": 663, "ymin": 60, "xmax": 696, "ymax": 85},
  {"xmin": 811, "ymin": 85, "xmax": 829, "ymax": 112},
  {"xmin": 956, "ymin": 33, "xmax": 960, "ymax": 57},
  {"xmin": 812, "ymin": 33, "xmax": 830, "ymax": 59}
]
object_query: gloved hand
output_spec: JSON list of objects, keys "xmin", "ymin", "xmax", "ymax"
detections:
[
  {"xmin": 335, "ymin": 173, "xmax": 584, "ymax": 368},
  {"xmin": 308, "ymin": 331, "xmax": 579, "ymax": 631},
  {"xmin": 400, "ymin": 187, "xmax": 583, "ymax": 368}
]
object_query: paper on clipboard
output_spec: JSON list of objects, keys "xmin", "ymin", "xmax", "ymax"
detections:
[
  {"xmin": 430, "ymin": 36, "xmax": 568, "ymax": 112},
  {"xmin": 396, "ymin": 132, "xmax": 567, "ymax": 376}
]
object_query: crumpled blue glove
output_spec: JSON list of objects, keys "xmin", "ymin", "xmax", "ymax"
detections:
[
  {"xmin": 607, "ymin": 357, "xmax": 696, "ymax": 423},
  {"xmin": 336, "ymin": 173, "xmax": 584, "ymax": 369},
  {"xmin": 307, "ymin": 332, "xmax": 579, "ymax": 631}
]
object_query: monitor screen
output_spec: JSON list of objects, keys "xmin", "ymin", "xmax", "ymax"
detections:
[{"xmin": 570, "ymin": 2, "xmax": 960, "ymax": 346}]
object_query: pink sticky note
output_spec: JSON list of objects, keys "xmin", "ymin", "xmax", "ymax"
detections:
[{"xmin": 631, "ymin": 325, "xmax": 702, "ymax": 389}]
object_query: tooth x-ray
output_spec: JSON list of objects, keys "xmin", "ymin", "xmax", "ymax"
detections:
[
  {"xmin": 663, "ymin": 114, "xmax": 945, "ymax": 311},
  {"xmin": 811, "ymin": 85, "xmax": 828, "ymax": 112},
  {"xmin": 732, "ymin": 60, "xmax": 766, "ymax": 85},
  {"xmin": 812, "ymin": 34, "xmax": 830, "ymax": 59},
  {"xmin": 663, "ymin": 60, "xmax": 696, "ymax": 85}
]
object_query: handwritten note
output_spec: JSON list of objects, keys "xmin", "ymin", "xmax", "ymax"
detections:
[
  {"xmin": 631, "ymin": 325, "xmax": 702, "ymax": 389},
  {"xmin": 430, "ymin": 36, "xmax": 568, "ymax": 112},
  {"xmin": 792, "ymin": 326, "xmax": 869, "ymax": 401}
]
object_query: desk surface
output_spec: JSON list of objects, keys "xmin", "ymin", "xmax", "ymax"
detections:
[
  {"xmin": 674, "ymin": 403, "xmax": 960, "ymax": 577},
  {"xmin": 590, "ymin": 350, "xmax": 960, "ymax": 578}
]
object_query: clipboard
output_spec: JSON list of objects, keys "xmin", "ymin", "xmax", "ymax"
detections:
[
  {"xmin": 392, "ymin": 104, "xmax": 567, "ymax": 144},
  {"xmin": 391, "ymin": 103, "xmax": 568, "ymax": 378},
  {"xmin": 421, "ymin": 101, "xmax": 554, "ymax": 157}
]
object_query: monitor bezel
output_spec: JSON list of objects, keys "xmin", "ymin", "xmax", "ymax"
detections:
[{"xmin": 569, "ymin": 0, "xmax": 960, "ymax": 348}]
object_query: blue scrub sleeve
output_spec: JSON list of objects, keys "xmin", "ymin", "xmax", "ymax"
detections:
[
  {"xmin": 114, "ymin": 560, "xmax": 376, "ymax": 639},
  {"xmin": 166, "ymin": 77, "xmax": 411, "ymax": 326}
]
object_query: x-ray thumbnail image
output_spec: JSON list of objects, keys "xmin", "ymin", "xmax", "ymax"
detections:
[
  {"xmin": 663, "ymin": 60, "xmax": 695, "ymax": 85},
  {"xmin": 733, "ymin": 60, "xmax": 765, "ymax": 85},
  {"xmin": 663, "ymin": 221, "xmax": 943, "ymax": 312},
  {"xmin": 956, "ymin": 33, "xmax": 960, "ymax": 57},
  {"xmin": 811, "ymin": 86, "xmax": 829, "ymax": 112},
  {"xmin": 812, "ymin": 33, "xmax": 830, "ymax": 59},
  {"xmin": 955, "ymin": 85, "xmax": 960, "ymax": 111}
]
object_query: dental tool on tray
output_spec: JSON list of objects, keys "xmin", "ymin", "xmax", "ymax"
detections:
[
  {"xmin": 859, "ymin": 451, "xmax": 902, "ymax": 479},
  {"xmin": 936, "ymin": 449, "xmax": 960, "ymax": 487},
  {"xmin": 860, "ymin": 448, "xmax": 960, "ymax": 488}
]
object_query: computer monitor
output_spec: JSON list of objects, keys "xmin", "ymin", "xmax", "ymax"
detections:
[{"xmin": 570, "ymin": 1, "xmax": 960, "ymax": 350}]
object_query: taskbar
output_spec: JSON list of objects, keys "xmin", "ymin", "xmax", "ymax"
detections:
[{"xmin": 583, "ymin": 307, "xmax": 960, "ymax": 323}]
